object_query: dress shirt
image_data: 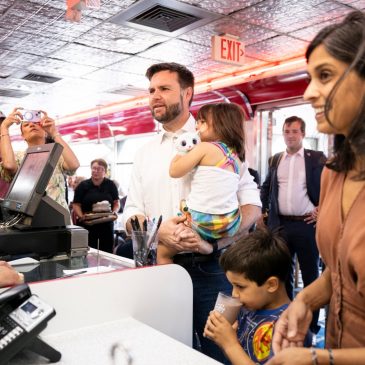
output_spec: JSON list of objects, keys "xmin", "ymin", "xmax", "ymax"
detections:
[
  {"xmin": 277, "ymin": 147, "xmax": 315, "ymax": 216},
  {"xmin": 122, "ymin": 114, "xmax": 261, "ymax": 227}
]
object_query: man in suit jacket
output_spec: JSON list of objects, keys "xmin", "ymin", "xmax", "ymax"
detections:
[{"xmin": 260, "ymin": 116, "xmax": 326, "ymax": 335}]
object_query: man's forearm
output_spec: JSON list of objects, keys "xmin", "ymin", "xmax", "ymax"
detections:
[
  {"xmin": 239, "ymin": 204, "xmax": 261, "ymax": 232},
  {"xmin": 216, "ymin": 205, "xmax": 261, "ymax": 251}
]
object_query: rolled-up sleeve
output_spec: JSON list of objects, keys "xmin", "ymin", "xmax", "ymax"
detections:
[
  {"xmin": 122, "ymin": 152, "xmax": 146, "ymax": 229},
  {"xmin": 237, "ymin": 163, "xmax": 262, "ymax": 207}
]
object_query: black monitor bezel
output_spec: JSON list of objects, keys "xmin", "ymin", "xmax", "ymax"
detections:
[{"xmin": 1, "ymin": 143, "xmax": 63, "ymax": 216}]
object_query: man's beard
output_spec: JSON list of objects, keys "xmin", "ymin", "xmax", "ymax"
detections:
[{"xmin": 151, "ymin": 101, "xmax": 182, "ymax": 124}]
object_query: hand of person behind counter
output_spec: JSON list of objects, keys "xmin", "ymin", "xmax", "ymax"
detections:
[{"xmin": 0, "ymin": 261, "xmax": 24, "ymax": 287}]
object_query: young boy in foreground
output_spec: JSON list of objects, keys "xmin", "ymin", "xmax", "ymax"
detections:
[{"xmin": 204, "ymin": 228, "xmax": 291, "ymax": 365}]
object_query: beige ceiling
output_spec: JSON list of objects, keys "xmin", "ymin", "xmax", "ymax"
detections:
[{"xmin": 0, "ymin": 0, "xmax": 363, "ymax": 120}]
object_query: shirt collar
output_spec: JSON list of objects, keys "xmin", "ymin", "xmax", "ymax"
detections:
[
  {"xmin": 283, "ymin": 146, "xmax": 304, "ymax": 159},
  {"xmin": 158, "ymin": 113, "xmax": 196, "ymax": 143}
]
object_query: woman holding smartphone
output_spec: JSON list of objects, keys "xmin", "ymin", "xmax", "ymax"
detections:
[{"xmin": 0, "ymin": 107, "xmax": 79, "ymax": 211}]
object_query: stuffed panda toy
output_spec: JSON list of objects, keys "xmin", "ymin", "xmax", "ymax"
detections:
[{"xmin": 174, "ymin": 132, "xmax": 201, "ymax": 155}]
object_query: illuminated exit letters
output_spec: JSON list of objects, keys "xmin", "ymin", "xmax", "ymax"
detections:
[{"xmin": 211, "ymin": 35, "xmax": 245, "ymax": 66}]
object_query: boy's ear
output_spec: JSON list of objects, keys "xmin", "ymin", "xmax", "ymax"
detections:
[{"xmin": 265, "ymin": 276, "xmax": 279, "ymax": 293}]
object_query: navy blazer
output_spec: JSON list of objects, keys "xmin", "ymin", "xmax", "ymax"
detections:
[{"xmin": 260, "ymin": 149, "xmax": 326, "ymax": 228}]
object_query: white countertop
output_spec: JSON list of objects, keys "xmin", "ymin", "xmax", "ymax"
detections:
[{"xmin": 11, "ymin": 317, "xmax": 222, "ymax": 365}]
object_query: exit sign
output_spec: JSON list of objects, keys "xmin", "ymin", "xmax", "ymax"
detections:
[{"xmin": 211, "ymin": 35, "xmax": 245, "ymax": 66}]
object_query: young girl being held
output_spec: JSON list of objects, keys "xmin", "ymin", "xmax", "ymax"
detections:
[{"xmin": 157, "ymin": 102, "xmax": 246, "ymax": 264}]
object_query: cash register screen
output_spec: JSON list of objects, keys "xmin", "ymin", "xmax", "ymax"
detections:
[
  {"xmin": 1, "ymin": 143, "xmax": 63, "ymax": 216},
  {"xmin": 7, "ymin": 152, "xmax": 48, "ymax": 203}
]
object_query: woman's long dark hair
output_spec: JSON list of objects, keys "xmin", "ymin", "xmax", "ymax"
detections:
[
  {"xmin": 196, "ymin": 103, "xmax": 246, "ymax": 162},
  {"xmin": 306, "ymin": 11, "xmax": 365, "ymax": 179}
]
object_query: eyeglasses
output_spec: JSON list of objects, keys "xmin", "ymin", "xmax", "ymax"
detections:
[{"xmin": 91, "ymin": 166, "xmax": 105, "ymax": 172}]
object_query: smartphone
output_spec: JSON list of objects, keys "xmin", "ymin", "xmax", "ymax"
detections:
[{"xmin": 21, "ymin": 110, "xmax": 42, "ymax": 123}]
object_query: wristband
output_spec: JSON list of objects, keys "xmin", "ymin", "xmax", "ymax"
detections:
[
  {"xmin": 310, "ymin": 348, "xmax": 318, "ymax": 365},
  {"xmin": 207, "ymin": 238, "xmax": 218, "ymax": 254},
  {"xmin": 328, "ymin": 349, "xmax": 334, "ymax": 365}
]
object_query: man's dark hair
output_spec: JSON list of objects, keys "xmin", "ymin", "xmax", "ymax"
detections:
[
  {"xmin": 219, "ymin": 227, "xmax": 291, "ymax": 286},
  {"xmin": 145, "ymin": 62, "xmax": 195, "ymax": 105},
  {"xmin": 283, "ymin": 116, "xmax": 306, "ymax": 133}
]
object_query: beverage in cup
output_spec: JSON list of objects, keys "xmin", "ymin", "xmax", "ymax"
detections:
[{"xmin": 214, "ymin": 292, "xmax": 242, "ymax": 324}]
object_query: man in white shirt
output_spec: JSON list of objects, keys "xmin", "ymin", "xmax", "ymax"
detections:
[
  {"xmin": 123, "ymin": 62, "xmax": 261, "ymax": 362},
  {"xmin": 260, "ymin": 116, "xmax": 326, "ymax": 336}
]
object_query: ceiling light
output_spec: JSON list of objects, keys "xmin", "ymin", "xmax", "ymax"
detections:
[
  {"xmin": 113, "ymin": 37, "xmax": 132, "ymax": 45},
  {"xmin": 74, "ymin": 129, "xmax": 87, "ymax": 135}
]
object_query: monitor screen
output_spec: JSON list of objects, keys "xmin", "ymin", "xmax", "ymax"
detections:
[{"xmin": 1, "ymin": 143, "xmax": 63, "ymax": 216}]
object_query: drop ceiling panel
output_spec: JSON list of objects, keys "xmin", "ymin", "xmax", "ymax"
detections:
[
  {"xmin": 29, "ymin": 58, "xmax": 98, "ymax": 78},
  {"xmin": 232, "ymin": 0, "xmax": 350, "ymax": 33},
  {"xmin": 76, "ymin": 22, "xmax": 170, "ymax": 54},
  {"xmin": 139, "ymin": 38, "xmax": 210, "ymax": 65},
  {"xmin": 245, "ymin": 35, "xmax": 309, "ymax": 62},
  {"xmin": 106, "ymin": 56, "xmax": 162, "ymax": 75},
  {"xmin": 179, "ymin": 0, "xmax": 262, "ymax": 15},
  {"xmin": 179, "ymin": 17, "xmax": 278, "ymax": 47},
  {"xmin": 51, "ymin": 43, "xmax": 130, "ymax": 67}
]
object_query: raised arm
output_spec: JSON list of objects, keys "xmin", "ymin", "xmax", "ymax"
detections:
[
  {"xmin": 40, "ymin": 111, "xmax": 80, "ymax": 172},
  {"xmin": 0, "ymin": 108, "xmax": 23, "ymax": 175}
]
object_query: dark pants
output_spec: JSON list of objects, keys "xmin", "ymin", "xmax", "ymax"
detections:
[
  {"xmin": 280, "ymin": 217, "xmax": 320, "ymax": 334},
  {"xmin": 84, "ymin": 221, "xmax": 114, "ymax": 253},
  {"xmin": 176, "ymin": 256, "xmax": 232, "ymax": 363}
]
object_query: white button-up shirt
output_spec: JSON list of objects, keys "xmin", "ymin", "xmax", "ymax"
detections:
[
  {"xmin": 277, "ymin": 147, "xmax": 315, "ymax": 216},
  {"xmin": 123, "ymin": 114, "xmax": 261, "ymax": 226}
]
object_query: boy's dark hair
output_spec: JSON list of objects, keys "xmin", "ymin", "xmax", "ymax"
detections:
[
  {"xmin": 197, "ymin": 103, "xmax": 246, "ymax": 161},
  {"xmin": 219, "ymin": 227, "xmax": 290, "ymax": 286},
  {"xmin": 145, "ymin": 62, "xmax": 195, "ymax": 106}
]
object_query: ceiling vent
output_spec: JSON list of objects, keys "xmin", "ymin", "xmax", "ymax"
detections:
[
  {"xmin": 21, "ymin": 73, "xmax": 61, "ymax": 84},
  {"xmin": 109, "ymin": 85, "xmax": 147, "ymax": 97},
  {"xmin": 0, "ymin": 89, "xmax": 30, "ymax": 98},
  {"xmin": 109, "ymin": 0, "xmax": 221, "ymax": 37}
]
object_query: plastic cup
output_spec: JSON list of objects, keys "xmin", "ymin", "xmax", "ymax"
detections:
[{"xmin": 214, "ymin": 292, "xmax": 242, "ymax": 324}]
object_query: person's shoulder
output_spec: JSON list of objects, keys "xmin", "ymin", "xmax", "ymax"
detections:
[
  {"xmin": 268, "ymin": 152, "xmax": 283, "ymax": 165},
  {"xmin": 304, "ymin": 149, "xmax": 327, "ymax": 164},
  {"xmin": 305, "ymin": 149, "xmax": 326, "ymax": 158},
  {"xmin": 79, "ymin": 178, "xmax": 91, "ymax": 187},
  {"xmin": 104, "ymin": 178, "xmax": 118, "ymax": 187}
]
